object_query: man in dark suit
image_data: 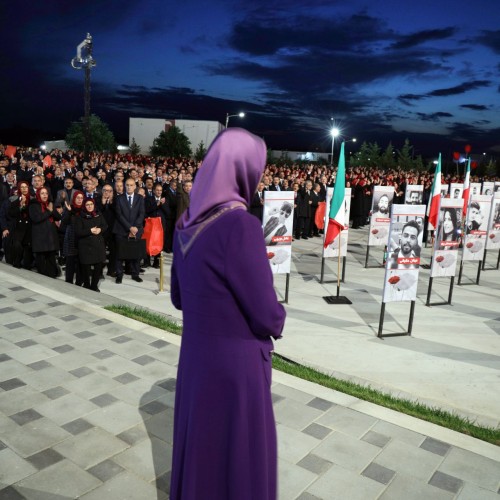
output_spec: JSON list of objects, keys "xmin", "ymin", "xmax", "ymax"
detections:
[
  {"xmin": 269, "ymin": 177, "xmax": 282, "ymax": 192},
  {"xmin": 113, "ymin": 178, "xmax": 145, "ymax": 283},
  {"xmin": 164, "ymin": 180, "xmax": 178, "ymax": 253},
  {"xmin": 249, "ymin": 182, "xmax": 265, "ymax": 220}
]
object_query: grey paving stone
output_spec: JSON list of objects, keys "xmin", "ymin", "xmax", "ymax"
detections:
[
  {"xmin": 0, "ymin": 306, "xmax": 15, "ymax": 313},
  {"xmin": 149, "ymin": 339, "xmax": 170, "ymax": 349},
  {"xmin": 113, "ymin": 372, "xmax": 140, "ymax": 384},
  {"xmin": 362, "ymin": 462, "xmax": 396, "ymax": 485},
  {"xmin": 302, "ymin": 422, "xmax": 332, "ymax": 440},
  {"xmin": 15, "ymin": 339, "xmax": 37, "ymax": 348},
  {"xmin": 0, "ymin": 353, "xmax": 12, "ymax": 362},
  {"xmin": 438, "ymin": 447, "xmax": 500, "ymax": 492},
  {"xmin": 456, "ymin": 483, "xmax": 500, "ymax": 499},
  {"xmin": 0, "ymin": 440, "xmax": 6, "ymax": 451},
  {"xmin": 113, "ymin": 437, "xmax": 172, "ymax": 482},
  {"xmin": 38, "ymin": 326, "xmax": 58, "ymax": 334},
  {"xmin": 0, "ymin": 448, "xmax": 38, "ymax": 485},
  {"xmin": 53, "ymin": 427, "xmax": 129, "ymax": 469},
  {"xmin": 361, "ymin": 430, "xmax": 391, "ymax": 448},
  {"xmin": 60, "ymin": 314, "xmax": 79, "ymax": 321},
  {"xmin": 87, "ymin": 459, "xmax": 125, "ymax": 482},
  {"xmin": 140, "ymin": 408, "xmax": 175, "ymax": 445},
  {"xmin": 375, "ymin": 440, "xmax": 444, "ymax": 482},
  {"xmin": 317, "ymin": 406, "xmax": 378, "ymax": 439},
  {"xmin": 111, "ymin": 335, "xmax": 132, "ymax": 344},
  {"xmin": 153, "ymin": 470, "xmax": 171, "ymax": 496},
  {"xmin": 313, "ymin": 431, "xmax": 381, "ymax": 473},
  {"xmin": 5, "ymin": 322, "xmax": 25, "ymax": 329},
  {"xmin": 92, "ymin": 349, "xmax": 115, "ymax": 359},
  {"xmin": 35, "ymin": 392, "xmax": 99, "ymax": 426},
  {"xmin": 9, "ymin": 286, "xmax": 26, "ymax": 291},
  {"xmin": 274, "ymin": 397, "xmax": 324, "ymax": 430},
  {"xmin": 379, "ymin": 473, "xmax": 453, "ymax": 500},
  {"xmin": 52, "ymin": 344, "xmax": 74, "ymax": 353},
  {"xmin": 90, "ymin": 393, "xmax": 119, "ymax": 408},
  {"xmin": 307, "ymin": 397, "xmax": 335, "ymax": 411},
  {"xmin": 296, "ymin": 493, "xmax": 322, "ymax": 500},
  {"xmin": 132, "ymin": 354, "xmax": 156, "ymax": 365},
  {"xmin": 27, "ymin": 360, "xmax": 51, "ymax": 371},
  {"xmin": 42, "ymin": 386, "xmax": 70, "ymax": 400},
  {"xmin": 74, "ymin": 330, "xmax": 96, "ymax": 339},
  {"xmin": 297, "ymin": 453, "xmax": 333, "ymax": 475},
  {"xmin": 140, "ymin": 400, "xmax": 169, "ymax": 415},
  {"xmin": 93, "ymin": 318, "xmax": 112, "ymax": 325},
  {"xmin": 26, "ymin": 448, "xmax": 65, "ymax": 470},
  {"xmin": 117, "ymin": 424, "xmax": 149, "ymax": 446},
  {"xmin": 370, "ymin": 421, "xmax": 425, "ymax": 447},
  {"xmin": 9, "ymin": 409, "xmax": 44, "ymax": 426},
  {"xmin": 15, "ymin": 459, "xmax": 101, "ymax": 499},
  {"xmin": 156, "ymin": 378, "xmax": 176, "ymax": 391},
  {"xmin": 428, "ymin": 470, "xmax": 463, "ymax": 494},
  {"xmin": 420, "ymin": 437, "xmax": 451, "ymax": 456},
  {"xmin": 47, "ymin": 301, "xmax": 64, "ymax": 307},
  {"xmin": 0, "ymin": 486, "xmax": 27, "ymax": 499},
  {"xmin": 0, "ymin": 385, "xmax": 49, "ymax": 416},
  {"xmin": 84, "ymin": 401, "xmax": 144, "ymax": 435},
  {"xmin": 26, "ymin": 311, "xmax": 46, "ymax": 318},
  {"xmin": 277, "ymin": 423, "xmax": 321, "ymax": 464},
  {"xmin": 17, "ymin": 297, "xmax": 35, "ymax": 303},
  {"xmin": 61, "ymin": 418, "xmax": 95, "ymax": 436},
  {"xmin": 69, "ymin": 366, "xmax": 94, "ymax": 378},
  {"xmin": 271, "ymin": 392, "xmax": 285, "ymax": 404},
  {"xmin": 79, "ymin": 470, "xmax": 168, "ymax": 500},
  {"xmin": 63, "ymin": 372, "xmax": 120, "ymax": 399},
  {"xmin": 278, "ymin": 459, "xmax": 318, "ymax": 500},
  {"xmin": 0, "ymin": 378, "xmax": 26, "ymax": 391}
]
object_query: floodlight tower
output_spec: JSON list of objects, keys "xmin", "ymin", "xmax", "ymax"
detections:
[{"xmin": 71, "ymin": 33, "xmax": 96, "ymax": 154}]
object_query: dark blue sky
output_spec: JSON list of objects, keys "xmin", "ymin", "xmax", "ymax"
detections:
[{"xmin": 2, "ymin": 0, "xmax": 500, "ymax": 157}]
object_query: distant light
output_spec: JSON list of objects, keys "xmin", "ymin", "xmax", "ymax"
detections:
[
  {"xmin": 238, "ymin": 112, "xmax": 245, "ymax": 118},
  {"xmin": 352, "ymin": 138, "xmax": 357, "ymax": 142},
  {"xmin": 117, "ymin": 145, "xmax": 129, "ymax": 151},
  {"xmin": 433, "ymin": 160, "xmax": 438, "ymax": 164},
  {"xmin": 40, "ymin": 144, "xmax": 46, "ymax": 150},
  {"xmin": 331, "ymin": 127, "xmax": 340, "ymax": 138}
]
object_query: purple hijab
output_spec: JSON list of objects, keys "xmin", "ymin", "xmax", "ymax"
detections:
[{"xmin": 176, "ymin": 128, "xmax": 266, "ymax": 255}]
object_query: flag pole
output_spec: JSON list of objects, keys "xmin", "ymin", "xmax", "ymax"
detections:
[{"xmin": 336, "ymin": 232, "xmax": 342, "ymax": 297}]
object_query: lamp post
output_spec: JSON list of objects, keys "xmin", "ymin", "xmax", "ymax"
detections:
[
  {"xmin": 330, "ymin": 127, "xmax": 340, "ymax": 166},
  {"xmin": 71, "ymin": 34, "xmax": 96, "ymax": 154},
  {"xmin": 225, "ymin": 112, "xmax": 245, "ymax": 128}
]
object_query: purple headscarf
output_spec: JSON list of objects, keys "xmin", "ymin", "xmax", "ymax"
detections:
[{"xmin": 176, "ymin": 128, "xmax": 266, "ymax": 255}]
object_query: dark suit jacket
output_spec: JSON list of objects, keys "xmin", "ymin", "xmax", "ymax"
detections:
[
  {"xmin": 249, "ymin": 192, "xmax": 264, "ymax": 220},
  {"xmin": 113, "ymin": 193, "xmax": 145, "ymax": 238}
]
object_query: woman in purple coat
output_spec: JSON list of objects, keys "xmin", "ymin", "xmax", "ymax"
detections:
[{"xmin": 170, "ymin": 128, "xmax": 286, "ymax": 500}]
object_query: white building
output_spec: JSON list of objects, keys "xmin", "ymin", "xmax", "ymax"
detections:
[{"xmin": 129, "ymin": 118, "xmax": 224, "ymax": 155}]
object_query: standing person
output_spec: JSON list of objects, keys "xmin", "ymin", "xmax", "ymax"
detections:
[
  {"xmin": 29, "ymin": 186, "xmax": 61, "ymax": 278},
  {"xmin": 169, "ymin": 128, "xmax": 286, "ymax": 500},
  {"xmin": 295, "ymin": 180, "xmax": 313, "ymax": 239},
  {"xmin": 61, "ymin": 191, "xmax": 84, "ymax": 285},
  {"xmin": 100, "ymin": 183, "xmax": 116, "ymax": 277},
  {"xmin": 113, "ymin": 178, "xmax": 145, "ymax": 284},
  {"xmin": 164, "ymin": 180, "xmax": 177, "ymax": 252},
  {"xmin": 249, "ymin": 181, "xmax": 265, "ymax": 220},
  {"xmin": 7, "ymin": 181, "xmax": 33, "ymax": 269},
  {"xmin": 75, "ymin": 198, "xmax": 107, "ymax": 292},
  {"xmin": 145, "ymin": 183, "xmax": 170, "ymax": 268},
  {"xmin": 176, "ymin": 180, "xmax": 192, "ymax": 222}
]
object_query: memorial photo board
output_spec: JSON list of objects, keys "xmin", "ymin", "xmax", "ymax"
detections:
[
  {"xmin": 462, "ymin": 195, "xmax": 492, "ymax": 261},
  {"xmin": 404, "ymin": 185, "xmax": 423, "ymax": 205},
  {"xmin": 368, "ymin": 186, "xmax": 394, "ymax": 246}
]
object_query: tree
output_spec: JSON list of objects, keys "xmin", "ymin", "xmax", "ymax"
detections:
[
  {"xmin": 65, "ymin": 114, "xmax": 116, "ymax": 152},
  {"xmin": 150, "ymin": 126, "xmax": 192, "ymax": 158},
  {"xmin": 129, "ymin": 137, "xmax": 141, "ymax": 155},
  {"xmin": 380, "ymin": 143, "xmax": 396, "ymax": 170},
  {"xmin": 194, "ymin": 141, "xmax": 207, "ymax": 162},
  {"xmin": 396, "ymin": 139, "xmax": 414, "ymax": 170}
]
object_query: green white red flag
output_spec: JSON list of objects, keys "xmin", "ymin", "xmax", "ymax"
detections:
[
  {"xmin": 427, "ymin": 153, "xmax": 442, "ymax": 229},
  {"xmin": 324, "ymin": 142, "xmax": 346, "ymax": 248},
  {"xmin": 462, "ymin": 157, "xmax": 470, "ymax": 218}
]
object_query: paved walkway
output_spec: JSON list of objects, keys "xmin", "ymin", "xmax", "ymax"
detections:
[{"xmin": 0, "ymin": 263, "xmax": 499, "ymax": 499}]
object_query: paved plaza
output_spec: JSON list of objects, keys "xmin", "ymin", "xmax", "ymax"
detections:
[{"xmin": 0, "ymin": 225, "xmax": 499, "ymax": 499}]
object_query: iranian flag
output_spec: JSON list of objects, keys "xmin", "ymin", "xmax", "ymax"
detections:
[
  {"xmin": 427, "ymin": 153, "xmax": 442, "ymax": 229},
  {"xmin": 462, "ymin": 157, "xmax": 471, "ymax": 218},
  {"xmin": 324, "ymin": 142, "xmax": 346, "ymax": 248}
]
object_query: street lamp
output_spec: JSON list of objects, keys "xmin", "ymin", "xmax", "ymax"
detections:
[
  {"xmin": 225, "ymin": 112, "xmax": 245, "ymax": 128},
  {"xmin": 330, "ymin": 127, "xmax": 340, "ymax": 166}
]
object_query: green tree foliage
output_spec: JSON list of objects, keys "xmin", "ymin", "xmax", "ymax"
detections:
[
  {"xmin": 129, "ymin": 137, "xmax": 141, "ymax": 155},
  {"xmin": 65, "ymin": 114, "xmax": 116, "ymax": 152},
  {"xmin": 194, "ymin": 141, "xmax": 207, "ymax": 162},
  {"xmin": 396, "ymin": 139, "xmax": 414, "ymax": 170},
  {"xmin": 150, "ymin": 126, "xmax": 192, "ymax": 158},
  {"xmin": 380, "ymin": 143, "xmax": 396, "ymax": 170}
]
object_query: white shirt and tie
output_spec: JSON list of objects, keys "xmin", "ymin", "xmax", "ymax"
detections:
[{"xmin": 128, "ymin": 194, "xmax": 134, "ymax": 207}]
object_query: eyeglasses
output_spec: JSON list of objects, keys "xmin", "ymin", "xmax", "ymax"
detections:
[{"xmin": 280, "ymin": 210, "xmax": 291, "ymax": 218}]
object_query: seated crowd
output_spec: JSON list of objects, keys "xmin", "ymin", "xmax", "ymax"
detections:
[{"xmin": 1, "ymin": 145, "xmax": 498, "ymax": 289}]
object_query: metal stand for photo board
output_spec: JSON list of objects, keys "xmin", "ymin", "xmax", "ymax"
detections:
[
  {"xmin": 481, "ymin": 249, "xmax": 500, "ymax": 271},
  {"xmin": 426, "ymin": 276, "xmax": 455, "ymax": 306},
  {"xmin": 322, "ymin": 235, "xmax": 352, "ymax": 304},
  {"xmin": 364, "ymin": 245, "xmax": 385, "ymax": 268},
  {"xmin": 377, "ymin": 301, "xmax": 415, "ymax": 338},
  {"xmin": 278, "ymin": 273, "xmax": 290, "ymax": 304},
  {"xmin": 457, "ymin": 260, "xmax": 482, "ymax": 285},
  {"xmin": 320, "ymin": 256, "xmax": 346, "ymax": 284}
]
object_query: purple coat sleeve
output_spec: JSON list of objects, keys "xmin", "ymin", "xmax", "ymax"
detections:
[
  {"xmin": 225, "ymin": 213, "xmax": 286, "ymax": 339},
  {"xmin": 170, "ymin": 255, "xmax": 182, "ymax": 310}
]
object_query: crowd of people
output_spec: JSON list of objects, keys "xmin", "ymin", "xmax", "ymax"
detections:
[{"xmin": 1, "ymin": 144, "xmax": 498, "ymax": 290}]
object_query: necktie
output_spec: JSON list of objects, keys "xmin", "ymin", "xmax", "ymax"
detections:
[{"xmin": 128, "ymin": 196, "xmax": 132, "ymax": 207}]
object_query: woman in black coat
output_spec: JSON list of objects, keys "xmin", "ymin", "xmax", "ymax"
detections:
[
  {"xmin": 7, "ymin": 181, "xmax": 33, "ymax": 269},
  {"xmin": 29, "ymin": 186, "xmax": 61, "ymax": 278},
  {"xmin": 74, "ymin": 198, "xmax": 107, "ymax": 292}
]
